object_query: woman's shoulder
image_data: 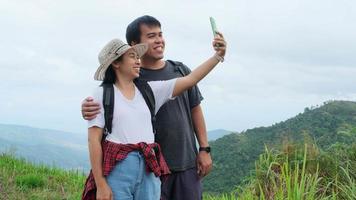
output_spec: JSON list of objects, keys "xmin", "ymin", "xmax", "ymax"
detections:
[{"xmin": 91, "ymin": 85, "xmax": 105, "ymax": 100}]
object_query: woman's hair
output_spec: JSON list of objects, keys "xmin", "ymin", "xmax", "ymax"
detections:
[
  {"xmin": 101, "ymin": 56, "xmax": 123, "ymax": 85},
  {"xmin": 126, "ymin": 15, "xmax": 161, "ymax": 45}
]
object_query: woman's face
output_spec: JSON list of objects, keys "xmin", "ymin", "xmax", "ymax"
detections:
[{"xmin": 113, "ymin": 49, "xmax": 141, "ymax": 79}]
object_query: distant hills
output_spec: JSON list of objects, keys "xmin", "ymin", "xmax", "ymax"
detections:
[
  {"xmin": 208, "ymin": 129, "xmax": 233, "ymax": 141},
  {"xmin": 0, "ymin": 124, "xmax": 231, "ymax": 173},
  {"xmin": 0, "ymin": 124, "xmax": 89, "ymax": 172},
  {"xmin": 203, "ymin": 100, "xmax": 356, "ymax": 193}
]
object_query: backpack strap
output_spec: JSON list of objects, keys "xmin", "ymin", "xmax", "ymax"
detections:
[
  {"xmin": 134, "ymin": 79, "xmax": 157, "ymax": 134},
  {"xmin": 167, "ymin": 60, "xmax": 187, "ymax": 77},
  {"xmin": 102, "ymin": 83, "xmax": 114, "ymax": 135}
]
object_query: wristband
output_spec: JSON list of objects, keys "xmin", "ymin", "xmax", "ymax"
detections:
[
  {"xmin": 199, "ymin": 146, "xmax": 211, "ymax": 153},
  {"xmin": 214, "ymin": 54, "xmax": 224, "ymax": 63}
]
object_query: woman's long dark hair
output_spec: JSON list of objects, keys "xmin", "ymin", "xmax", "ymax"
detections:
[{"xmin": 100, "ymin": 56, "xmax": 123, "ymax": 86}]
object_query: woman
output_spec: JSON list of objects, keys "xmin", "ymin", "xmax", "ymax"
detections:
[{"xmin": 83, "ymin": 33, "xmax": 226, "ymax": 200}]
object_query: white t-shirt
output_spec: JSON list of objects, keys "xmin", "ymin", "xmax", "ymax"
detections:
[{"xmin": 88, "ymin": 79, "xmax": 177, "ymax": 144}]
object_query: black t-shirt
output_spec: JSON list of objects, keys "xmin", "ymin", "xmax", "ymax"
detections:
[{"xmin": 140, "ymin": 61, "xmax": 203, "ymax": 171}]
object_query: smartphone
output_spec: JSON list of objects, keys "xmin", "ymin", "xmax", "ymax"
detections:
[{"xmin": 210, "ymin": 17, "xmax": 218, "ymax": 37}]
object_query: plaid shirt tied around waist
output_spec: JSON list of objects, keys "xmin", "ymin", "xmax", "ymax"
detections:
[{"xmin": 82, "ymin": 141, "xmax": 170, "ymax": 200}]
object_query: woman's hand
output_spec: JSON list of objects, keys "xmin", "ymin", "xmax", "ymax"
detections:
[
  {"xmin": 213, "ymin": 31, "xmax": 227, "ymax": 58},
  {"xmin": 96, "ymin": 182, "xmax": 113, "ymax": 200}
]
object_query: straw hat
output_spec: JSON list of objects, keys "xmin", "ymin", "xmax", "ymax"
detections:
[{"xmin": 94, "ymin": 39, "xmax": 148, "ymax": 80}]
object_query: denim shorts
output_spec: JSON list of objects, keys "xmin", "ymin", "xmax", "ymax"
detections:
[{"xmin": 107, "ymin": 151, "xmax": 161, "ymax": 200}]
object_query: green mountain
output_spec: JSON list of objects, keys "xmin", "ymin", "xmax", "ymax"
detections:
[{"xmin": 203, "ymin": 100, "xmax": 356, "ymax": 193}]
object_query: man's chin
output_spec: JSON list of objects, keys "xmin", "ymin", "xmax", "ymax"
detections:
[
  {"xmin": 143, "ymin": 53, "xmax": 164, "ymax": 61},
  {"xmin": 155, "ymin": 54, "xmax": 164, "ymax": 60}
]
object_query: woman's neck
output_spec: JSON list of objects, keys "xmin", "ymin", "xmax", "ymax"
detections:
[{"xmin": 114, "ymin": 74, "xmax": 136, "ymax": 100}]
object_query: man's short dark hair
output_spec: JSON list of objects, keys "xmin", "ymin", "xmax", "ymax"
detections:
[{"xmin": 126, "ymin": 15, "xmax": 161, "ymax": 45}]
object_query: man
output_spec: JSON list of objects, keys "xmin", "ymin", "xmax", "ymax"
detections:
[{"xmin": 82, "ymin": 15, "xmax": 214, "ymax": 200}]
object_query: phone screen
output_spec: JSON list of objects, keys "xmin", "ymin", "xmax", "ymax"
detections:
[{"xmin": 210, "ymin": 17, "xmax": 218, "ymax": 37}]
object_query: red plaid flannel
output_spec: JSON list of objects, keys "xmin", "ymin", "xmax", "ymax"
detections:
[{"xmin": 82, "ymin": 141, "xmax": 170, "ymax": 200}]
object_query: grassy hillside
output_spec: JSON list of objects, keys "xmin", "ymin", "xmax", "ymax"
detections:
[
  {"xmin": 204, "ymin": 100, "xmax": 356, "ymax": 193},
  {"xmin": 1, "ymin": 141, "xmax": 355, "ymax": 200},
  {"xmin": 0, "ymin": 153, "xmax": 86, "ymax": 200},
  {"xmin": 236, "ymin": 142, "xmax": 356, "ymax": 199},
  {"xmin": 0, "ymin": 154, "xmax": 233, "ymax": 200}
]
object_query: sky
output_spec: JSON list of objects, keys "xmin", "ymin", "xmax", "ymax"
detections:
[{"xmin": 1, "ymin": 0, "xmax": 355, "ymax": 134}]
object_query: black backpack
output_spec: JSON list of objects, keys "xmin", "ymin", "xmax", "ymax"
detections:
[
  {"xmin": 167, "ymin": 60, "xmax": 188, "ymax": 77},
  {"xmin": 102, "ymin": 79, "xmax": 156, "ymax": 136}
]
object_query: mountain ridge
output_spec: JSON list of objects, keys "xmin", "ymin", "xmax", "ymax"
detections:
[{"xmin": 203, "ymin": 100, "xmax": 356, "ymax": 193}]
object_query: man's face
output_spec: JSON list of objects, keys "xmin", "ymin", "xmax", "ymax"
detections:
[{"xmin": 139, "ymin": 24, "xmax": 165, "ymax": 60}]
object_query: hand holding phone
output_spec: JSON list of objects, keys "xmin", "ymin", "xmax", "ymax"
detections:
[
  {"xmin": 209, "ymin": 17, "xmax": 226, "ymax": 59},
  {"xmin": 210, "ymin": 17, "xmax": 218, "ymax": 37}
]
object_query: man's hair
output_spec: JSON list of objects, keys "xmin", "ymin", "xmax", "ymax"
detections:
[{"xmin": 126, "ymin": 15, "xmax": 161, "ymax": 45}]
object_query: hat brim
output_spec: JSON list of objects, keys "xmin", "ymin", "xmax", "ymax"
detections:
[{"xmin": 94, "ymin": 43, "xmax": 148, "ymax": 81}]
